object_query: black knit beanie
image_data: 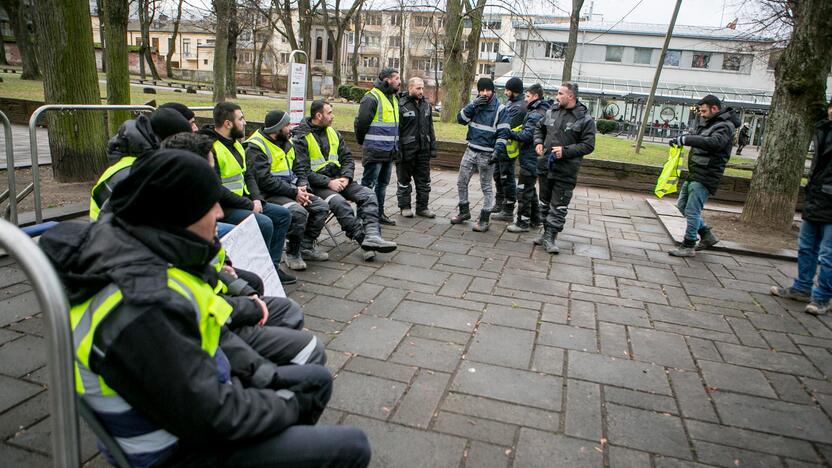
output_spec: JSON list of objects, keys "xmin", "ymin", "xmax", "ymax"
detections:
[
  {"xmin": 110, "ymin": 149, "xmax": 223, "ymax": 229},
  {"xmin": 263, "ymin": 110, "xmax": 290, "ymax": 133},
  {"xmin": 477, "ymin": 77, "xmax": 495, "ymax": 92},
  {"xmin": 150, "ymin": 108, "xmax": 193, "ymax": 141},
  {"xmin": 159, "ymin": 102, "xmax": 195, "ymax": 121},
  {"xmin": 506, "ymin": 77, "xmax": 524, "ymax": 94}
]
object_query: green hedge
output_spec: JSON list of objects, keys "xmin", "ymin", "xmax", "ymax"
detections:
[
  {"xmin": 337, "ymin": 84, "xmax": 352, "ymax": 100},
  {"xmin": 596, "ymin": 119, "xmax": 620, "ymax": 135},
  {"xmin": 349, "ymin": 86, "xmax": 368, "ymax": 103}
]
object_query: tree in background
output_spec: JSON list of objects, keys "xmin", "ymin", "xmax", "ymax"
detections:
[
  {"xmin": 320, "ymin": 0, "xmax": 364, "ymax": 88},
  {"xmin": 0, "ymin": 0, "xmax": 40, "ymax": 79},
  {"xmin": 137, "ymin": 0, "xmax": 161, "ymax": 80},
  {"xmin": 740, "ymin": 0, "xmax": 832, "ymax": 229},
  {"xmin": 212, "ymin": 0, "xmax": 232, "ymax": 101},
  {"xmin": 165, "ymin": 0, "xmax": 185, "ymax": 78},
  {"xmin": 561, "ymin": 0, "xmax": 584, "ymax": 81},
  {"xmin": 441, "ymin": 0, "xmax": 486, "ymax": 122},
  {"xmin": 350, "ymin": 2, "xmax": 364, "ymax": 84},
  {"xmin": 32, "ymin": 0, "xmax": 108, "ymax": 181},
  {"xmin": 100, "ymin": 0, "xmax": 132, "ymax": 135},
  {"xmin": 226, "ymin": 0, "xmax": 239, "ymax": 98}
]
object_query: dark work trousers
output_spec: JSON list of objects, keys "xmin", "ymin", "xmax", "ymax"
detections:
[
  {"xmin": 516, "ymin": 174, "xmax": 540, "ymax": 225},
  {"xmin": 267, "ymin": 194, "xmax": 329, "ymax": 248},
  {"xmin": 538, "ymin": 175, "xmax": 574, "ymax": 233},
  {"xmin": 310, "ymin": 182, "xmax": 379, "ymax": 240},
  {"xmin": 395, "ymin": 155, "xmax": 432, "ymax": 211},
  {"xmin": 493, "ymin": 156, "xmax": 517, "ymax": 206}
]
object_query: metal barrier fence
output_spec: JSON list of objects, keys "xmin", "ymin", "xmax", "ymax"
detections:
[
  {"xmin": 0, "ymin": 218, "xmax": 79, "ymax": 467},
  {"xmin": 0, "ymin": 111, "xmax": 17, "ymax": 224}
]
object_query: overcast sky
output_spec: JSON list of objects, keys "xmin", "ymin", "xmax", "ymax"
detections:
[{"xmin": 585, "ymin": 0, "xmax": 748, "ymax": 27}]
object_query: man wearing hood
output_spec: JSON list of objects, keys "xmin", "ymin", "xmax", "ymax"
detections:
[
  {"xmin": 246, "ymin": 110, "xmax": 330, "ymax": 271},
  {"xmin": 667, "ymin": 94, "xmax": 740, "ymax": 257},
  {"xmin": 355, "ymin": 67, "xmax": 401, "ymax": 226},
  {"xmin": 491, "ymin": 77, "xmax": 527, "ymax": 223},
  {"xmin": 294, "ymin": 100, "xmax": 397, "ymax": 258},
  {"xmin": 89, "ymin": 107, "xmax": 192, "ymax": 220},
  {"xmin": 533, "ymin": 82, "xmax": 596, "ymax": 254},
  {"xmin": 200, "ymin": 102, "xmax": 295, "ymax": 285},
  {"xmin": 39, "ymin": 150, "xmax": 371, "ymax": 467},
  {"xmin": 508, "ymin": 84, "xmax": 550, "ymax": 233}
]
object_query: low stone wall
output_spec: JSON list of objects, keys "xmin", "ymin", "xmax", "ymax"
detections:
[{"xmin": 2, "ymin": 98, "xmax": 802, "ymax": 205}]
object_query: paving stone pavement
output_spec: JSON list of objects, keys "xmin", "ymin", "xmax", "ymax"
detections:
[{"xmin": 2, "ymin": 165, "xmax": 832, "ymax": 467}]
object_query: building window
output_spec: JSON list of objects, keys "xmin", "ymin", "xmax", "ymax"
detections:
[
  {"xmin": 389, "ymin": 36, "xmax": 401, "ymax": 47},
  {"xmin": 545, "ymin": 42, "xmax": 566, "ymax": 59},
  {"xmin": 366, "ymin": 14, "xmax": 381, "ymax": 26},
  {"xmin": 361, "ymin": 33, "xmax": 381, "ymax": 47},
  {"xmin": 362, "ymin": 55, "xmax": 379, "ymax": 68},
  {"xmin": 241, "ymin": 31, "xmax": 251, "ymax": 42},
  {"xmin": 480, "ymin": 41, "xmax": 499, "ymax": 53},
  {"xmin": 691, "ymin": 53, "xmax": 711, "ymax": 69},
  {"xmin": 605, "ymin": 46, "xmax": 623, "ymax": 62},
  {"xmin": 388, "ymin": 57, "xmax": 399, "ymax": 68},
  {"xmin": 241, "ymin": 51, "xmax": 252, "ymax": 64},
  {"xmin": 183, "ymin": 39, "xmax": 191, "ymax": 57},
  {"xmin": 203, "ymin": 59, "xmax": 208, "ymax": 65},
  {"xmin": 767, "ymin": 49, "xmax": 783, "ymax": 70},
  {"xmin": 390, "ymin": 14, "xmax": 400, "ymax": 26},
  {"xmin": 664, "ymin": 50, "xmax": 681, "ymax": 67},
  {"xmin": 722, "ymin": 53, "xmax": 745, "ymax": 71},
  {"xmin": 413, "ymin": 58, "xmax": 431, "ymax": 71},
  {"xmin": 415, "ymin": 16, "xmax": 432, "ymax": 27},
  {"xmin": 634, "ymin": 47, "xmax": 652, "ymax": 65},
  {"xmin": 478, "ymin": 63, "xmax": 495, "ymax": 75},
  {"xmin": 315, "ymin": 36, "xmax": 323, "ymax": 61},
  {"xmin": 437, "ymin": 17, "xmax": 444, "ymax": 29},
  {"xmin": 483, "ymin": 20, "xmax": 501, "ymax": 30},
  {"xmin": 279, "ymin": 52, "xmax": 290, "ymax": 63},
  {"xmin": 281, "ymin": 35, "xmax": 288, "ymax": 43}
]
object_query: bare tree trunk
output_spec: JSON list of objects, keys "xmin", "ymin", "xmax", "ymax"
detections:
[
  {"xmin": 255, "ymin": 30, "xmax": 270, "ymax": 87},
  {"xmin": 350, "ymin": 5, "xmax": 362, "ymax": 84},
  {"xmin": 97, "ymin": 0, "xmax": 106, "ymax": 72},
  {"xmin": 740, "ymin": 0, "xmax": 832, "ymax": 229},
  {"xmin": 226, "ymin": 1, "xmax": 238, "ymax": 98},
  {"xmin": 212, "ymin": 0, "xmax": 231, "ymax": 102},
  {"xmin": 440, "ymin": 0, "xmax": 465, "ymax": 122},
  {"xmin": 101, "ymin": 0, "xmax": 131, "ymax": 135},
  {"xmin": 1, "ymin": 0, "xmax": 41, "ymax": 79},
  {"xmin": 33, "ymin": 0, "xmax": 108, "ymax": 181},
  {"xmin": 298, "ymin": 0, "xmax": 313, "ymax": 98},
  {"xmin": 561, "ymin": 0, "xmax": 584, "ymax": 82},
  {"xmin": 138, "ymin": 0, "xmax": 160, "ymax": 80},
  {"xmin": 165, "ymin": 0, "xmax": 184, "ymax": 78},
  {"xmin": 461, "ymin": 0, "xmax": 486, "ymax": 93},
  {"xmin": 0, "ymin": 31, "xmax": 6, "ymax": 66}
]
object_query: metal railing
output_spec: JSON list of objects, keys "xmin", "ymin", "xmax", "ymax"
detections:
[
  {"xmin": 27, "ymin": 105, "xmax": 156, "ymax": 224},
  {"xmin": 0, "ymin": 218, "xmax": 79, "ymax": 467},
  {"xmin": 1, "ymin": 111, "xmax": 17, "ymax": 224}
]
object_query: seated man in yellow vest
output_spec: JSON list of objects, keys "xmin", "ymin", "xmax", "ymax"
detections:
[
  {"xmin": 246, "ymin": 110, "xmax": 330, "ymax": 271},
  {"xmin": 293, "ymin": 100, "xmax": 397, "ymax": 257},
  {"xmin": 200, "ymin": 102, "xmax": 295, "ymax": 285},
  {"xmin": 89, "ymin": 107, "xmax": 192, "ymax": 220},
  {"xmin": 40, "ymin": 150, "xmax": 371, "ymax": 467}
]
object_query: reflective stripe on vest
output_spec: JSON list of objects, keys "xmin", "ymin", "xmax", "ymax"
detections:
[
  {"xmin": 245, "ymin": 130, "xmax": 296, "ymax": 180},
  {"xmin": 211, "ymin": 247, "xmax": 227, "ymax": 294},
  {"xmin": 363, "ymin": 87, "xmax": 399, "ymax": 152},
  {"xmin": 69, "ymin": 268, "xmax": 232, "ymax": 462},
  {"xmin": 305, "ymin": 127, "xmax": 341, "ymax": 173},
  {"xmin": 213, "ymin": 140, "xmax": 249, "ymax": 196},
  {"xmin": 89, "ymin": 156, "xmax": 137, "ymax": 221},
  {"xmin": 505, "ymin": 123, "xmax": 524, "ymax": 160}
]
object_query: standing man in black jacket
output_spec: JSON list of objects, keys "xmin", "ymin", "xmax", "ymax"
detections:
[
  {"xmin": 396, "ymin": 77, "xmax": 437, "ymax": 218},
  {"xmin": 295, "ymin": 100, "xmax": 397, "ymax": 258},
  {"xmin": 772, "ymin": 101, "xmax": 832, "ymax": 315},
  {"xmin": 533, "ymin": 83, "xmax": 596, "ymax": 254},
  {"xmin": 667, "ymin": 95, "xmax": 740, "ymax": 257},
  {"xmin": 508, "ymin": 84, "xmax": 550, "ymax": 233},
  {"xmin": 246, "ymin": 110, "xmax": 330, "ymax": 271},
  {"xmin": 355, "ymin": 67, "xmax": 401, "ymax": 226},
  {"xmin": 492, "ymin": 77, "xmax": 527, "ymax": 222}
]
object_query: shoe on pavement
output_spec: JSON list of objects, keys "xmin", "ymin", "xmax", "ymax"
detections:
[
  {"xmin": 379, "ymin": 214, "xmax": 397, "ymax": 226},
  {"xmin": 415, "ymin": 209, "xmax": 436, "ymax": 218},
  {"xmin": 696, "ymin": 229, "xmax": 720, "ymax": 251},
  {"xmin": 278, "ymin": 267, "xmax": 297, "ymax": 285},
  {"xmin": 805, "ymin": 300, "xmax": 831, "ymax": 316},
  {"xmin": 400, "ymin": 208, "xmax": 414, "ymax": 218},
  {"xmin": 770, "ymin": 286, "xmax": 811, "ymax": 303},
  {"xmin": 668, "ymin": 245, "xmax": 696, "ymax": 257},
  {"xmin": 284, "ymin": 253, "xmax": 307, "ymax": 271}
]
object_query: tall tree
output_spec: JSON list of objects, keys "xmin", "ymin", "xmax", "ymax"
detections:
[
  {"xmin": 137, "ymin": 0, "xmax": 161, "ymax": 80},
  {"xmin": 0, "ymin": 28, "xmax": 7, "ymax": 66},
  {"xmin": 212, "ymin": 0, "xmax": 232, "ymax": 101},
  {"xmin": 741, "ymin": 0, "xmax": 832, "ymax": 229},
  {"xmin": 165, "ymin": 0, "xmax": 184, "ymax": 78},
  {"xmin": 0, "ymin": 0, "xmax": 40, "ymax": 79},
  {"xmin": 350, "ymin": 3, "xmax": 363, "ymax": 84},
  {"xmin": 33, "ymin": 0, "xmax": 108, "ymax": 181},
  {"xmin": 298, "ymin": 0, "xmax": 313, "ymax": 98},
  {"xmin": 460, "ymin": 0, "xmax": 485, "ymax": 93},
  {"xmin": 441, "ymin": 0, "xmax": 485, "ymax": 122},
  {"xmin": 320, "ymin": 0, "xmax": 363, "ymax": 88},
  {"xmin": 226, "ymin": 0, "xmax": 239, "ymax": 98},
  {"xmin": 101, "ymin": 0, "xmax": 131, "ymax": 135},
  {"xmin": 561, "ymin": 0, "xmax": 584, "ymax": 81}
]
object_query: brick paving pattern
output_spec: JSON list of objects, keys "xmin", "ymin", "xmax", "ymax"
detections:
[{"xmin": 1, "ymin": 166, "xmax": 832, "ymax": 467}]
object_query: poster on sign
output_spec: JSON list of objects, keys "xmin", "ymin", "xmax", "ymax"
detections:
[
  {"xmin": 289, "ymin": 61, "xmax": 307, "ymax": 127},
  {"xmin": 220, "ymin": 214, "xmax": 285, "ymax": 298}
]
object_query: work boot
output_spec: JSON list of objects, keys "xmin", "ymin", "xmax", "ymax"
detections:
[
  {"xmin": 451, "ymin": 202, "xmax": 471, "ymax": 224},
  {"xmin": 696, "ymin": 228, "xmax": 719, "ymax": 251},
  {"xmin": 494, "ymin": 196, "xmax": 504, "ymax": 216},
  {"xmin": 770, "ymin": 286, "xmax": 811, "ymax": 303},
  {"xmin": 277, "ymin": 267, "xmax": 297, "ymax": 285},
  {"xmin": 416, "ymin": 208, "xmax": 436, "ymax": 218},
  {"xmin": 668, "ymin": 240, "xmax": 697, "ymax": 257},
  {"xmin": 400, "ymin": 208, "xmax": 414, "ymax": 218},
  {"xmin": 360, "ymin": 224, "xmax": 398, "ymax": 253},
  {"xmin": 805, "ymin": 299, "xmax": 831, "ymax": 316},
  {"xmin": 284, "ymin": 240, "xmax": 307, "ymax": 271},
  {"xmin": 379, "ymin": 213, "xmax": 397, "ymax": 226},
  {"xmin": 472, "ymin": 209, "xmax": 491, "ymax": 232},
  {"xmin": 362, "ymin": 250, "xmax": 377, "ymax": 262},
  {"xmin": 541, "ymin": 228, "xmax": 559, "ymax": 254},
  {"xmin": 301, "ymin": 238, "xmax": 329, "ymax": 262},
  {"xmin": 507, "ymin": 217, "xmax": 530, "ymax": 233},
  {"xmin": 532, "ymin": 227, "xmax": 545, "ymax": 245},
  {"xmin": 491, "ymin": 202, "xmax": 515, "ymax": 222}
]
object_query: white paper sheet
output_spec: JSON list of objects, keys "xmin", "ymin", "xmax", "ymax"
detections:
[{"xmin": 220, "ymin": 214, "xmax": 285, "ymax": 298}]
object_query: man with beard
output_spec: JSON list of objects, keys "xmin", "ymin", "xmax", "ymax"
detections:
[
  {"xmin": 491, "ymin": 77, "xmax": 527, "ymax": 222},
  {"xmin": 396, "ymin": 77, "xmax": 437, "ymax": 218}
]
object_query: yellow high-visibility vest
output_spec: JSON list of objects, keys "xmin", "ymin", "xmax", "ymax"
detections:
[{"xmin": 655, "ymin": 146, "xmax": 684, "ymax": 198}]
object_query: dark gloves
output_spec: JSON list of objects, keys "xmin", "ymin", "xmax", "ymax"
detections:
[
  {"xmin": 488, "ymin": 151, "xmax": 499, "ymax": 165},
  {"xmin": 474, "ymin": 95, "xmax": 489, "ymax": 108},
  {"xmin": 669, "ymin": 134, "xmax": 687, "ymax": 147}
]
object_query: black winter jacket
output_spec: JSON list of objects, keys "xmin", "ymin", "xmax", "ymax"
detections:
[
  {"xmin": 512, "ymin": 98, "xmax": 550, "ymax": 176},
  {"xmin": 534, "ymin": 101, "xmax": 596, "ymax": 187},
  {"xmin": 246, "ymin": 131, "xmax": 300, "ymax": 201},
  {"xmin": 292, "ymin": 117, "xmax": 356, "ymax": 188},
  {"xmin": 199, "ymin": 126, "xmax": 259, "ymax": 211},
  {"xmin": 398, "ymin": 92, "xmax": 437, "ymax": 160},
  {"xmin": 355, "ymin": 78, "xmax": 400, "ymax": 164},
  {"xmin": 106, "ymin": 115, "xmax": 160, "ymax": 165},
  {"xmin": 684, "ymin": 107, "xmax": 740, "ymax": 195},
  {"xmin": 804, "ymin": 119, "xmax": 832, "ymax": 223},
  {"xmin": 38, "ymin": 217, "xmax": 304, "ymax": 460}
]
